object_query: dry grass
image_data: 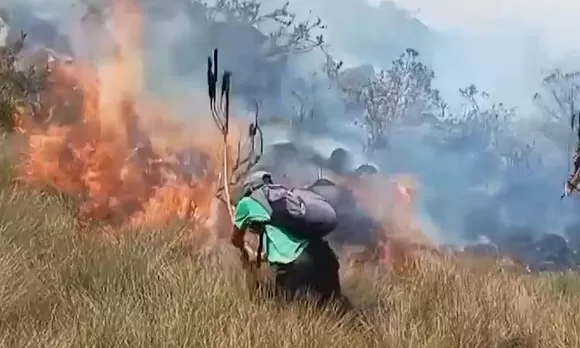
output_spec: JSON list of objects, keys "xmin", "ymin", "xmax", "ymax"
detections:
[{"xmin": 0, "ymin": 141, "xmax": 579, "ymax": 347}]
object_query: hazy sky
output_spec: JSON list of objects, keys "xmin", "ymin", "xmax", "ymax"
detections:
[
  {"xmin": 280, "ymin": 0, "xmax": 580, "ymax": 109},
  {"xmin": 362, "ymin": 0, "xmax": 580, "ymax": 110},
  {"xmin": 377, "ymin": 0, "xmax": 580, "ymax": 55}
]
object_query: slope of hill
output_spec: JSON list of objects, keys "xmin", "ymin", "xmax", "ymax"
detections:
[
  {"xmin": 1, "ymin": 3, "xmax": 579, "ymax": 347},
  {"xmin": 0, "ymin": 136, "xmax": 578, "ymax": 348}
]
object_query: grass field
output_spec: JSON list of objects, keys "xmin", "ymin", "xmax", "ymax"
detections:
[{"xmin": 0, "ymin": 138, "xmax": 579, "ymax": 348}]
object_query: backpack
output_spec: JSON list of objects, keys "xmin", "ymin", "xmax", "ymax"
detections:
[
  {"xmin": 306, "ymin": 178, "xmax": 352, "ymax": 208},
  {"xmin": 249, "ymin": 183, "xmax": 338, "ymax": 240}
]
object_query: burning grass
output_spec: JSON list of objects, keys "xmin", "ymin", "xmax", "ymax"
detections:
[
  {"xmin": 0, "ymin": 137, "xmax": 578, "ymax": 348},
  {"xmin": 1, "ymin": 1, "xmax": 579, "ymax": 346}
]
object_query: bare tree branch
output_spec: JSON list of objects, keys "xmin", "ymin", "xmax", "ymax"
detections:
[
  {"xmin": 206, "ymin": 48, "xmax": 263, "ymax": 218},
  {"xmin": 0, "ymin": 32, "xmax": 48, "ymax": 132},
  {"xmin": 340, "ymin": 48, "xmax": 438, "ymax": 150}
]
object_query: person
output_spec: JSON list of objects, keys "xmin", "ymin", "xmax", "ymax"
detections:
[{"xmin": 231, "ymin": 171, "xmax": 348, "ymax": 308}]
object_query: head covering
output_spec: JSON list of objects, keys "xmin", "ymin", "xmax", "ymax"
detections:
[
  {"xmin": 230, "ymin": 171, "xmax": 273, "ymax": 205},
  {"xmin": 242, "ymin": 170, "xmax": 273, "ymax": 194}
]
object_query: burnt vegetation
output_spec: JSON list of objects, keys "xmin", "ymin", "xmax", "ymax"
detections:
[
  {"xmin": 1, "ymin": 1, "xmax": 580, "ymax": 346},
  {"xmin": 0, "ymin": 32, "xmax": 47, "ymax": 132}
]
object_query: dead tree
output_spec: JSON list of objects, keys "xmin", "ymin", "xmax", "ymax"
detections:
[
  {"xmin": 207, "ymin": 48, "xmax": 265, "ymax": 293},
  {"xmin": 207, "ymin": 48, "xmax": 263, "ymax": 213},
  {"xmin": 533, "ymin": 69, "xmax": 580, "ymax": 197}
]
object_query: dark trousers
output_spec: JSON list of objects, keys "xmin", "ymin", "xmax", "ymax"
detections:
[{"xmin": 270, "ymin": 239, "xmax": 350, "ymax": 309}]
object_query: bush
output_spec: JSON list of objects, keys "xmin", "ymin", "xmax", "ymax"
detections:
[{"xmin": 0, "ymin": 32, "xmax": 47, "ymax": 132}]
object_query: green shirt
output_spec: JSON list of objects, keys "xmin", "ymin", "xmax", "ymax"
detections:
[{"xmin": 234, "ymin": 196, "xmax": 308, "ymax": 264}]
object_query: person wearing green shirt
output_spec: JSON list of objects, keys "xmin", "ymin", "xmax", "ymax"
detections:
[{"xmin": 231, "ymin": 171, "xmax": 345, "ymax": 306}]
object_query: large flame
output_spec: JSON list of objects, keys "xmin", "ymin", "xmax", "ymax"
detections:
[{"xmin": 14, "ymin": 0, "xmax": 237, "ymax": 233}]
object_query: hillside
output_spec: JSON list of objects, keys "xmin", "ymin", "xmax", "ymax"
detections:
[
  {"xmin": 1, "ymin": 2, "xmax": 580, "ymax": 347},
  {"xmin": 0, "ymin": 136, "xmax": 577, "ymax": 348}
]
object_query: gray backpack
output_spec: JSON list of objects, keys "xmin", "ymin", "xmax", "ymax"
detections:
[{"xmin": 243, "ymin": 172, "xmax": 337, "ymax": 240}]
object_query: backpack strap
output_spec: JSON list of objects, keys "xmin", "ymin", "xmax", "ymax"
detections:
[
  {"xmin": 255, "ymin": 224, "xmax": 265, "ymax": 269},
  {"xmin": 248, "ymin": 185, "xmax": 273, "ymax": 215},
  {"xmin": 249, "ymin": 187, "xmax": 269, "ymax": 271},
  {"xmin": 247, "ymin": 184, "xmax": 281, "ymax": 271}
]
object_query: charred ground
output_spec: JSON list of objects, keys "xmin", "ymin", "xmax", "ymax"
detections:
[
  {"xmin": 0, "ymin": 139, "xmax": 579, "ymax": 347},
  {"xmin": 1, "ymin": 2, "xmax": 580, "ymax": 347}
]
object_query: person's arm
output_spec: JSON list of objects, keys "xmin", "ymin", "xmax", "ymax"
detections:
[
  {"xmin": 231, "ymin": 224, "xmax": 245, "ymax": 249},
  {"xmin": 232, "ymin": 197, "xmax": 249, "ymax": 250},
  {"xmin": 231, "ymin": 223, "xmax": 251, "ymax": 267}
]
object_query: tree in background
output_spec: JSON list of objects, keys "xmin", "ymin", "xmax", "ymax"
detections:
[
  {"xmin": 341, "ymin": 48, "xmax": 439, "ymax": 150},
  {"xmin": 457, "ymin": 84, "xmax": 509, "ymax": 144},
  {"xmin": 533, "ymin": 69, "xmax": 580, "ymax": 149},
  {"xmin": 0, "ymin": 32, "xmax": 47, "ymax": 132},
  {"xmin": 161, "ymin": 0, "xmax": 329, "ymax": 109},
  {"xmin": 452, "ymin": 84, "xmax": 533, "ymax": 170},
  {"xmin": 290, "ymin": 73, "xmax": 319, "ymax": 123},
  {"xmin": 533, "ymin": 69, "xmax": 580, "ymax": 122},
  {"xmin": 122, "ymin": 0, "xmax": 328, "ymax": 59},
  {"xmin": 205, "ymin": 0, "xmax": 327, "ymax": 58},
  {"xmin": 534, "ymin": 69, "xmax": 580, "ymax": 195}
]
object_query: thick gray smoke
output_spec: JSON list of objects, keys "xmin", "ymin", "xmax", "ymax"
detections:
[{"xmin": 3, "ymin": 0, "xmax": 580, "ymax": 271}]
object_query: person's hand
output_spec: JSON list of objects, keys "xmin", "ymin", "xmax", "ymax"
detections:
[
  {"xmin": 240, "ymin": 245, "xmax": 250, "ymax": 266},
  {"xmin": 231, "ymin": 227, "xmax": 245, "ymax": 249}
]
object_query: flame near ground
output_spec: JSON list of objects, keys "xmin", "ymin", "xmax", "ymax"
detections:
[
  {"xmin": 10, "ymin": 0, "xmax": 434, "ymax": 269},
  {"xmin": 14, "ymin": 0, "xmax": 228, "ymax": 230}
]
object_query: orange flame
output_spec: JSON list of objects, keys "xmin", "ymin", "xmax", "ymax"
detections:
[
  {"xmin": 14, "ymin": 0, "xmax": 235, "ymax": 234},
  {"xmin": 340, "ymin": 173, "xmax": 438, "ymax": 270}
]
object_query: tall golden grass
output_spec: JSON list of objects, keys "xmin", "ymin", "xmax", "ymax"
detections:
[{"xmin": 0, "ymin": 136, "xmax": 579, "ymax": 348}]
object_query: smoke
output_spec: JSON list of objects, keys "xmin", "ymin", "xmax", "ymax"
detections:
[
  {"xmin": 3, "ymin": 0, "xmax": 580, "ymax": 270},
  {"xmin": 284, "ymin": 0, "xmax": 580, "ymax": 244}
]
